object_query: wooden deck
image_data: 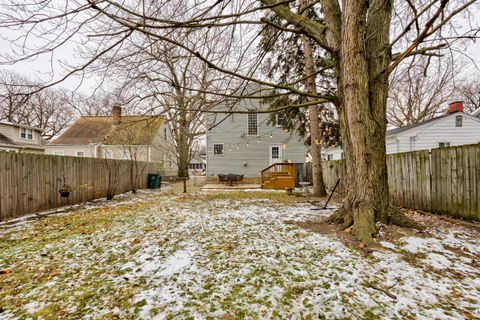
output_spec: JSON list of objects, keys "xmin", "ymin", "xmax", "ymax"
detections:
[{"xmin": 261, "ymin": 163, "xmax": 296, "ymax": 190}]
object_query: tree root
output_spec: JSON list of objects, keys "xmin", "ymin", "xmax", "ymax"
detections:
[
  {"xmin": 324, "ymin": 206, "xmax": 353, "ymax": 228},
  {"xmin": 389, "ymin": 206, "xmax": 425, "ymax": 231},
  {"xmin": 325, "ymin": 202, "xmax": 425, "ymax": 243}
]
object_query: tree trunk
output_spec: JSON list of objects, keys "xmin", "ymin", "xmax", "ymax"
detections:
[
  {"xmin": 325, "ymin": 0, "xmax": 422, "ymax": 243},
  {"xmin": 302, "ymin": 29, "xmax": 327, "ymax": 197},
  {"xmin": 262, "ymin": 0, "xmax": 424, "ymax": 242},
  {"xmin": 177, "ymin": 106, "xmax": 190, "ymax": 193}
]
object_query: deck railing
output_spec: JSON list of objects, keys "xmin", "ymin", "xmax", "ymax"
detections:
[{"xmin": 260, "ymin": 163, "xmax": 295, "ymax": 184}]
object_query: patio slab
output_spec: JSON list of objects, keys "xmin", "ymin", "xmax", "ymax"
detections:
[{"xmin": 200, "ymin": 183, "xmax": 261, "ymax": 190}]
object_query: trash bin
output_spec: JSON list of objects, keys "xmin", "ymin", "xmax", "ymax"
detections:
[{"xmin": 147, "ymin": 173, "xmax": 161, "ymax": 189}]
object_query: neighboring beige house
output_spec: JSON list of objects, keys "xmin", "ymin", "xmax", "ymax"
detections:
[
  {"xmin": 0, "ymin": 121, "xmax": 45, "ymax": 153},
  {"xmin": 45, "ymin": 107, "xmax": 177, "ymax": 177}
]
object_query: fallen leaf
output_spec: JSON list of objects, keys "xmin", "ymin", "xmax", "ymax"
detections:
[
  {"xmin": 344, "ymin": 227, "xmax": 352, "ymax": 233},
  {"xmin": 358, "ymin": 242, "xmax": 365, "ymax": 249},
  {"xmin": 0, "ymin": 269, "xmax": 12, "ymax": 275},
  {"xmin": 463, "ymin": 311, "xmax": 475, "ymax": 319},
  {"xmin": 451, "ymin": 290, "xmax": 459, "ymax": 298}
]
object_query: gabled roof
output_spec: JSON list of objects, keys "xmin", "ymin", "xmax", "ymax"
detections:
[
  {"xmin": 387, "ymin": 114, "xmax": 449, "ymax": 136},
  {"xmin": 0, "ymin": 133, "xmax": 17, "ymax": 147},
  {"xmin": 386, "ymin": 111, "xmax": 480, "ymax": 136},
  {"xmin": 0, "ymin": 132, "xmax": 45, "ymax": 150},
  {"xmin": 0, "ymin": 121, "xmax": 43, "ymax": 132},
  {"xmin": 50, "ymin": 116, "xmax": 163, "ymax": 146}
]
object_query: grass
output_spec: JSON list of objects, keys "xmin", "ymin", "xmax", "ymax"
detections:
[{"xmin": 0, "ymin": 188, "xmax": 479, "ymax": 319}]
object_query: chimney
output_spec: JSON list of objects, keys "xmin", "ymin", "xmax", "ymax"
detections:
[
  {"xmin": 448, "ymin": 101, "xmax": 463, "ymax": 114},
  {"xmin": 112, "ymin": 106, "xmax": 122, "ymax": 124}
]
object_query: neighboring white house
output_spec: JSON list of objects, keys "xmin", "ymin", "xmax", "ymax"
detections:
[
  {"xmin": 189, "ymin": 150, "xmax": 207, "ymax": 175},
  {"xmin": 0, "ymin": 121, "xmax": 45, "ymax": 153},
  {"xmin": 206, "ymin": 85, "xmax": 307, "ymax": 178},
  {"xmin": 45, "ymin": 106, "xmax": 178, "ymax": 177},
  {"xmin": 322, "ymin": 102, "xmax": 480, "ymax": 160}
]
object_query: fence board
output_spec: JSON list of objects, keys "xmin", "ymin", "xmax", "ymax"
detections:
[
  {"xmin": 317, "ymin": 144, "xmax": 479, "ymax": 221},
  {"xmin": 0, "ymin": 153, "xmax": 153, "ymax": 221}
]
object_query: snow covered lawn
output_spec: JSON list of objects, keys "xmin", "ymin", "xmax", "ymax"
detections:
[{"xmin": 0, "ymin": 191, "xmax": 479, "ymax": 319}]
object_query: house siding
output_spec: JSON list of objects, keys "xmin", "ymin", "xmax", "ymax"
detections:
[
  {"xmin": 0, "ymin": 123, "xmax": 44, "ymax": 153},
  {"xmin": 206, "ymin": 97, "xmax": 306, "ymax": 178},
  {"xmin": 386, "ymin": 113, "xmax": 480, "ymax": 153},
  {"xmin": 323, "ymin": 112, "xmax": 480, "ymax": 160},
  {"xmin": 44, "ymin": 122, "xmax": 178, "ymax": 177},
  {"xmin": 0, "ymin": 124, "xmax": 14, "ymax": 140}
]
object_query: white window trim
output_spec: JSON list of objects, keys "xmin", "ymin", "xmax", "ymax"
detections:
[
  {"xmin": 438, "ymin": 141, "xmax": 451, "ymax": 148},
  {"xmin": 19, "ymin": 127, "xmax": 34, "ymax": 141},
  {"xmin": 247, "ymin": 113, "xmax": 259, "ymax": 136},
  {"xmin": 75, "ymin": 150, "xmax": 85, "ymax": 157},
  {"xmin": 275, "ymin": 113, "xmax": 285, "ymax": 127},
  {"xmin": 455, "ymin": 115, "xmax": 463, "ymax": 127},
  {"xmin": 213, "ymin": 143, "xmax": 224, "ymax": 156}
]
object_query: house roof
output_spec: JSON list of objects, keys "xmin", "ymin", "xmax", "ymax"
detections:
[
  {"xmin": 385, "ymin": 110, "xmax": 480, "ymax": 136},
  {"xmin": 49, "ymin": 116, "xmax": 163, "ymax": 146},
  {"xmin": 387, "ymin": 114, "xmax": 449, "ymax": 136},
  {"xmin": 0, "ymin": 133, "xmax": 17, "ymax": 147},
  {"xmin": 0, "ymin": 121, "xmax": 43, "ymax": 132},
  {"xmin": 0, "ymin": 132, "xmax": 45, "ymax": 150}
]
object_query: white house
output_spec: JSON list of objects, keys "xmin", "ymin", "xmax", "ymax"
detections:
[{"xmin": 323, "ymin": 102, "xmax": 480, "ymax": 160}]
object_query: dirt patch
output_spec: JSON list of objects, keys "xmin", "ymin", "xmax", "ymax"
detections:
[{"xmin": 287, "ymin": 205, "xmax": 480, "ymax": 256}]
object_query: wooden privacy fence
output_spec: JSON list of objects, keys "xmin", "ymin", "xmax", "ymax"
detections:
[
  {"xmin": 318, "ymin": 143, "xmax": 480, "ymax": 221},
  {"xmin": 0, "ymin": 152, "xmax": 152, "ymax": 221}
]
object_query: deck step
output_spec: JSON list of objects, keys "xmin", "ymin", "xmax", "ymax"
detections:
[{"xmin": 262, "ymin": 176, "xmax": 295, "ymax": 189}]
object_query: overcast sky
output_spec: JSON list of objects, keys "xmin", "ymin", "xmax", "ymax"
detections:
[{"xmin": 1, "ymin": 3, "xmax": 479, "ymax": 96}]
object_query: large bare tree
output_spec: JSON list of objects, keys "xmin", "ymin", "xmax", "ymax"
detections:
[
  {"xmin": 388, "ymin": 57, "xmax": 457, "ymax": 127},
  {"xmin": 1, "ymin": 0, "xmax": 478, "ymax": 242},
  {"xmin": 0, "ymin": 70, "xmax": 75, "ymax": 139}
]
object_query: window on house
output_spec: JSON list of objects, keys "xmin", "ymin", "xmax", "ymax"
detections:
[
  {"xmin": 20, "ymin": 128, "xmax": 33, "ymax": 140},
  {"xmin": 54, "ymin": 151, "xmax": 64, "ymax": 156},
  {"xmin": 275, "ymin": 113, "xmax": 285, "ymax": 126},
  {"xmin": 439, "ymin": 142, "xmax": 451, "ymax": 148},
  {"xmin": 213, "ymin": 143, "xmax": 224, "ymax": 156},
  {"xmin": 327, "ymin": 154, "xmax": 333, "ymax": 161},
  {"xmin": 102, "ymin": 150, "xmax": 113, "ymax": 159},
  {"xmin": 455, "ymin": 115, "xmax": 463, "ymax": 127},
  {"xmin": 247, "ymin": 113, "xmax": 258, "ymax": 135},
  {"xmin": 76, "ymin": 151, "xmax": 85, "ymax": 157}
]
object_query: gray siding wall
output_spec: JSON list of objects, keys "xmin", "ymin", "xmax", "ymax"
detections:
[{"xmin": 206, "ymin": 97, "xmax": 306, "ymax": 177}]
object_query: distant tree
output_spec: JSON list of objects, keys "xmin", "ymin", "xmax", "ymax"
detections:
[
  {"xmin": 388, "ymin": 57, "xmax": 457, "ymax": 127},
  {"xmin": 0, "ymin": 70, "xmax": 75, "ymax": 139},
  {"xmin": 259, "ymin": 6, "xmax": 339, "ymax": 196},
  {"xmin": 454, "ymin": 80, "xmax": 480, "ymax": 114},
  {"xmin": 0, "ymin": 70, "xmax": 30, "ymax": 122}
]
